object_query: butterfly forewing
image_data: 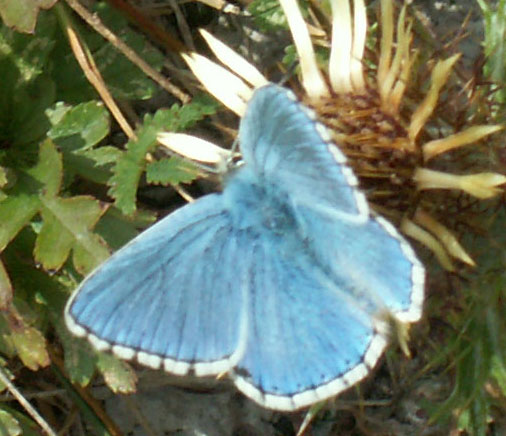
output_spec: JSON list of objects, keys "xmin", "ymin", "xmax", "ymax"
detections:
[
  {"xmin": 239, "ymin": 85, "xmax": 368, "ymax": 219},
  {"xmin": 66, "ymin": 194, "xmax": 248, "ymax": 375}
]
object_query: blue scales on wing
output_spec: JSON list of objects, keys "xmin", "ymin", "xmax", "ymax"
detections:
[
  {"xmin": 239, "ymin": 85, "xmax": 368, "ymax": 219},
  {"xmin": 294, "ymin": 204, "xmax": 425, "ymax": 324},
  {"xmin": 232, "ymin": 231, "xmax": 389, "ymax": 410},
  {"xmin": 65, "ymin": 83, "xmax": 425, "ymax": 412},
  {"xmin": 65, "ymin": 195, "xmax": 249, "ymax": 376},
  {"xmin": 227, "ymin": 85, "xmax": 424, "ymax": 409}
]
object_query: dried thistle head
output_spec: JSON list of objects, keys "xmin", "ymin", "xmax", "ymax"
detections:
[{"xmin": 161, "ymin": 0, "xmax": 504, "ymax": 273}]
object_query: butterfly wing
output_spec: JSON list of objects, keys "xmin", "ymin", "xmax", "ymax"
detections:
[
  {"xmin": 294, "ymin": 204, "xmax": 425, "ymax": 323},
  {"xmin": 240, "ymin": 85, "xmax": 424, "ymax": 323},
  {"xmin": 231, "ymin": 234, "xmax": 389, "ymax": 411},
  {"xmin": 232, "ymin": 211, "xmax": 424, "ymax": 411},
  {"xmin": 65, "ymin": 194, "xmax": 248, "ymax": 376},
  {"xmin": 231, "ymin": 85, "xmax": 424, "ymax": 411},
  {"xmin": 239, "ymin": 84, "xmax": 368, "ymax": 219}
]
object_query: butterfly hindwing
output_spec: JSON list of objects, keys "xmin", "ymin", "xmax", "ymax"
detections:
[
  {"xmin": 65, "ymin": 194, "xmax": 248, "ymax": 375},
  {"xmin": 232, "ymin": 234, "xmax": 389, "ymax": 410},
  {"xmin": 293, "ymin": 204, "xmax": 425, "ymax": 323},
  {"xmin": 239, "ymin": 85, "xmax": 368, "ymax": 219}
]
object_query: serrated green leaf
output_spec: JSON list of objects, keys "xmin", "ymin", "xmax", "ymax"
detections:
[
  {"xmin": 46, "ymin": 101, "xmax": 114, "ymax": 184},
  {"xmin": 0, "ymin": 0, "xmax": 57, "ymax": 34},
  {"xmin": 2, "ymin": 140, "xmax": 110, "ymax": 274},
  {"xmin": 0, "ymin": 194, "xmax": 39, "ymax": 252},
  {"xmin": 48, "ymin": 101, "xmax": 110, "ymax": 151},
  {"xmin": 146, "ymin": 157, "xmax": 198, "ymax": 185},
  {"xmin": 10, "ymin": 324, "xmax": 49, "ymax": 371},
  {"xmin": 108, "ymin": 113, "xmax": 165, "ymax": 215},
  {"xmin": 81, "ymin": 145, "xmax": 122, "ymax": 165},
  {"xmin": 0, "ymin": 408, "xmax": 21, "ymax": 436},
  {"xmin": 7, "ymin": 140, "xmax": 110, "ymax": 274},
  {"xmin": 109, "ymin": 98, "xmax": 218, "ymax": 215},
  {"xmin": 164, "ymin": 93, "xmax": 219, "ymax": 131},
  {"xmin": 96, "ymin": 352, "xmax": 137, "ymax": 394},
  {"xmin": 35, "ymin": 195, "xmax": 110, "ymax": 273},
  {"xmin": 25, "ymin": 138, "xmax": 61, "ymax": 197},
  {"xmin": 108, "ymin": 150, "xmax": 143, "ymax": 216},
  {"xmin": 71, "ymin": 233, "xmax": 110, "ymax": 275}
]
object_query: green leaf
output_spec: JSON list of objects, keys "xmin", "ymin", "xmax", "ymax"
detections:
[
  {"xmin": 58, "ymin": 323, "xmax": 96, "ymax": 387},
  {"xmin": 48, "ymin": 101, "xmax": 110, "ymax": 151},
  {"xmin": 81, "ymin": 146, "xmax": 122, "ymax": 166},
  {"xmin": 109, "ymin": 97, "xmax": 218, "ymax": 215},
  {"xmin": 0, "ymin": 167, "xmax": 6, "ymax": 187},
  {"xmin": 0, "ymin": 261, "xmax": 12, "ymax": 310},
  {"xmin": 0, "ymin": 406, "xmax": 39, "ymax": 436},
  {"xmin": 0, "ymin": 408, "xmax": 21, "ymax": 436},
  {"xmin": 0, "ymin": 15, "xmax": 56, "ymax": 72},
  {"xmin": 64, "ymin": 145, "xmax": 121, "ymax": 185},
  {"xmin": 2, "ymin": 140, "xmax": 110, "ymax": 274},
  {"xmin": 0, "ymin": 304, "xmax": 50, "ymax": 372},
  {"xmin": 35, "ymin": 195, "xmax": 109, "ymax": 272},
  {"xmin": 25, "ymin": 136, "xmax": 62, "ymax": 196},
  {"xmin": 477, "ymin": 0, "xmax": 506, "ymax": 105},
  {"xmin": 164, "ymin": 94, "xmax": 220, "ymax": 131},
  {"xmin": 94, "ymin": 207, "xmax": 155, "ymax": 251},
  {"xmin": 491, "ymin": 354, "xmax": 506, "ymax": 395},
  {"xmin": 146, "ymin": 157, "xmax": 198, "ymax": 185},
  {"xmin": 45, "ymin": 101, "xmax": 111, "ymax": 184},
  {"xmin": 0, "ymin": 18, "xmax": 57, "ymax": 148},
  {"xmin": 0, "ymin": 0, "xmax": 57, "ymax": 34},
  {"xmin": 96, "ymin": 352, "xmax": 137, "ymax": 394},
  {"xmin": 248, "ymin": 0, "xmax": 288, "ymax": 31},
  {"xmin": 10, "ymin": 324, "xmax": 49, "ymax": 371},
  {"xmin": 0, "ymin": 194, "xmax": 39, "ymax": 252},
  {"xmin": 30, "ymin": 141, "xmax": 110, "ymax": 273},
  {"xmin": 51, "ymin": 2, "xmax": 164, "ymax": 103}
]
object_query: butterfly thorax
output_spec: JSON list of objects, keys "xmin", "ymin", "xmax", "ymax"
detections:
[{"xmin": 224, "ymin": 167, "xmax": 298, "ymax": 238}]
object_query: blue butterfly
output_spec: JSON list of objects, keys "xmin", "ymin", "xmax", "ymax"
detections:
[{"xmin": 65, "ymin": 84, "xmax": 425, "ymax": 411}]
